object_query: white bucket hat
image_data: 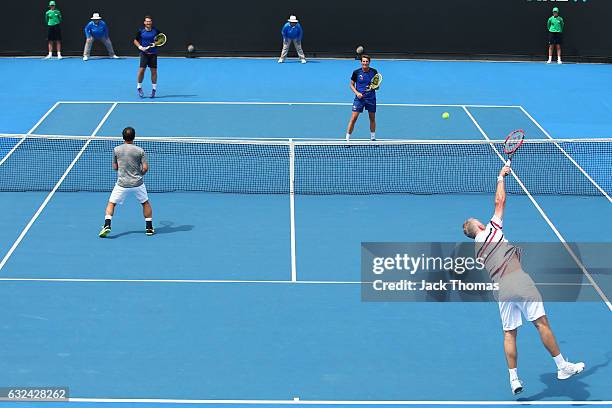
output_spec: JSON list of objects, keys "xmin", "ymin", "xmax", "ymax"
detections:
[
  {"xmin": 91, "ymin": 12, "xmax": 102, "ymax": 20},
  {"xmin": 287, "ymin": 15, "xmax": 299, "ymax": 23}
]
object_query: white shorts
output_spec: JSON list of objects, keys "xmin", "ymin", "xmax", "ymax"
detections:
[
  {"xmin": 497, "ymin": 270, "xmax": 546, "ymax": 331},
  {"xmin": 109, "ymin": 183, "xmax": 149, "ymax": 205}
]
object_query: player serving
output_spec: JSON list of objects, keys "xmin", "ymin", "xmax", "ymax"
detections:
[
  {"xmin": 462, "ymin": 164, "xmax": 584, "ymax": 395},
  {"xmin": 99, "ymin": 127, "xmax": 154, "ymax": 238},
  {"xmin": 345, "ymin": 55, "xmax": 381, "ymax": 142},
  {"xmin": 134, "ymin": 15, "xmax": 164, "ymax": 98}
]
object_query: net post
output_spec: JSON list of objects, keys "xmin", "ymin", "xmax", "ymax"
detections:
[{"xmin": 289, "ymin": 139, "xmax": 297, "ymax": 282}]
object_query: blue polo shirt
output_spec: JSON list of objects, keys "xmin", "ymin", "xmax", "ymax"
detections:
[
  {"xmin": 135, "ymin": 27, "xmax": 161, "ymax": 54},
  {"xmin": 84, "ymin": 20, "xmax": 109, "ymax": 39},
  {"xmin": 351, "ymin": 67, "xmax": 378, "ymax": 97}
]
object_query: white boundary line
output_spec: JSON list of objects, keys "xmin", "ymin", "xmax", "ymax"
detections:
[
  {"xmin": 0, "ymin": 278, "xmax": 358, "ymax": 284},
  {"xmin": 0, "ymin": 278, "xmax": 595, "ymax": 287},
  {"xmin": 56, "ymin": 100, "xmax": 521, "ymax": 108},
  {"xmin": 289, "ymin": 139, "xmax": 297, "ymax": 282},
  {"xmin": 518, "ymin": 106, "xmax": 612, "ymax": 203},
  {"xmin": 463, "ymin": 106, "xmax": 612, "ymax": 312},
  {"xmin": 0, "ymin": 103, "xmax": 118, "ymax": 273},
  {"xmin": 63, "ymin": 397, "xmax": 612, "ymax": 405},
  {"xmin": 0, "ymin": 101, "xmax": 61, "ymax": 167},
  {"xmin": 4, "ymin": 55, "xmax": 609, "ymax": 64}
]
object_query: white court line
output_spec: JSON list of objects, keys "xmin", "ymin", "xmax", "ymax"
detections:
[
  {"xmin": 0, "ymin": 278, "xmax": 362, "ymax": 284},
  {"xmin": 289, "ymin": 139, "xmax": 297, "ymax": 282},
  {"xmin": 0, "ymin": 101, "xmax": 61, "ymax": 166},
  {"xmin": 63, "ymin": 397, "xmax": 612, "ymax": 405},
  {"xmin": 518, "ymin": 106, "xmax": 612, "ymax": 203},
  {"xmin": 0, "ymin": 103, "xmax": 118, "ymax": 273},
  {"xmin": 463, "ymin": 106, "xmax": 612, "ymax": 312},
  {"xmin": 0, "ymin": 278, "xmax": 593, "ymax": 287},
  {"xmin": 56, "ymin": 100, "xmax": 521, "ymax": 108}
]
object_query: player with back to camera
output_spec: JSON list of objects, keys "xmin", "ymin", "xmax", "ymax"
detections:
[
  {"xmin": 462, "ymin": 164, "xmax": 584, "ymax": 395},
  {"xmin": 99, "ymin": 127, "xmax": 154, "ymax": 238}
]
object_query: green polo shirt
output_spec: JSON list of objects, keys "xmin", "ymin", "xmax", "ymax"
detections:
[
  {"xmin": 547, "ymin": 16, "xmax": 564, "ymax": 33},
  {"xmin": 45, "ymin": 9, "xmax": 62, "ymax": 26}
]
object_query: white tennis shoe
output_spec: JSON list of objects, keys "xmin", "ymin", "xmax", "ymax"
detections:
[
  {"xmin": 510, "ymin": 378, "xmax": 523, "ymax": 395},
  {"xmin": 557, "ymin": 361, "xmax": 585, "ymax": 380}
]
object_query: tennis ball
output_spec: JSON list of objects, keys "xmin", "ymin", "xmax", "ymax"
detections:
[
  {"xmin": 356, "ymin": 45, "xmax": 364, "ymax": 54},
  {"xmin": 442, "ymin": 112, "xmax": 450, "ymax": 119}
]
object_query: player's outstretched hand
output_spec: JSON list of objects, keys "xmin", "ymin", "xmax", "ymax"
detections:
[{"xmin": 499, "ymin": 165, "xmax": 511, "ymax": 178}]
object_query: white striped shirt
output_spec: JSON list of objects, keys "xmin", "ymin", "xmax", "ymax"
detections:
[{"xmin": 474, "ymin": 215, "xmax": 521, "ymax": 283}]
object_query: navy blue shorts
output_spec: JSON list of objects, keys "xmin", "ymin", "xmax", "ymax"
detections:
[
  {"xmin": 140, "ymin": 53, "xmax": 158, "ymax": 68},
  {"xmin": 548, "ymin": 32, "xmax": 563, "ymax": 45},
  {"xmin": 352, "ymin": 96, "xmax": 376, "ymax": 113},
  {"xmin": 47, "ymin": 25, "xmax": 61, "ymax": 41}
]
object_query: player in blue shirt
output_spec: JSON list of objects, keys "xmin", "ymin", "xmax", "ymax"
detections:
[
  {"xmin": 346, "ymin": 55, "xmax": 378, "ymax": 141},
  {"xmin": 133, "ymin": 16, "xmax": 161, "ymax": 98}
]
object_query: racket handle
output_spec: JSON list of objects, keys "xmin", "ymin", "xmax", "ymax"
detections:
[{"xmin": 505, "ymin": 159, "xmax": 511, "ymax": 167}]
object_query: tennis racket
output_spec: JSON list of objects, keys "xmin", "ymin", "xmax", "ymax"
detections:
[
  {"xmin": 366, "ymin": 73, "xmax": 383, "ymax": 91},
  {"xmin": 503, "ymin": 129, "xmax": 525, "ymax": 166},
  {"xmin": 145, "ymin": 33, "xmax": 167, "ymax": 50}
]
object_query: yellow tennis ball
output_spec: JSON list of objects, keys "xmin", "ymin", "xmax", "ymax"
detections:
[{"xmin": 442, "ymin": 112, "xmax": 450, "ymax": 119}]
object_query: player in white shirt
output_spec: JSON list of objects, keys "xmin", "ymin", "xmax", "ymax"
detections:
[{"xmin": 462, "ymin": 164, "xmax": 584, "ymax": 395}]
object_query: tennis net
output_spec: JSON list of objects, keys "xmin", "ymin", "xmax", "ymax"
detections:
[{"xmin": 0, "ymin": 134, "xmax": 610, "ymax": 196}]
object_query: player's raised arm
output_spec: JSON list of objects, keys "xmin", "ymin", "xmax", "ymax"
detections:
[{"xmin": 494, "ymin": 164, "xmax": 511, "ymax": 220}]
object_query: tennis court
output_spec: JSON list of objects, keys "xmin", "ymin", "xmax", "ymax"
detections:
[{"xmin": 0, "ymin": 57, "xmax": 611, "ymax": 408}]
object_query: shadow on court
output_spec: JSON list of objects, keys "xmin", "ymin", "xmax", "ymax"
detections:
[
  {"xmin": 518, "ymin": 351, "xmax": 612, "ymax": 401},
  {"xmin": 106, "ymin": 221, "xmax": 194, "ymax": 239}
]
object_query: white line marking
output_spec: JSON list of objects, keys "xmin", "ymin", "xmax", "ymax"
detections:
[
  {"xmin": 0, "ymin": 103, "xmax": 118, "ymax": 273},
  {"xmin": 518, "ymin": 106, "xmax": 611, "ymax": 203},
  {"xmin": 63, "ymin": 397, "xmax": 612, "ymax": 405},
  {"xmin": 0, "ymin": 278, "xmax": 364, "ymax": 284},
  {"xmin": 56, "ymin": 100, "xmax": 521, "ymax": 108},
  {"xmin": 463, "ymin": 106, "xmax": 612, "ymax": 312},
  {"xmin": 0, "ymin": 101, "xmax": 61, "ymax": 167},
  {"xmin": 289, "ymin": 139, "xmax": 297, "ymax": 282},
  {"xmin": 0, "ymin": 278, "xmax": 597, "ymax": 288}
]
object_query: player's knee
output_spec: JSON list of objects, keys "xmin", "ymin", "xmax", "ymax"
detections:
[
  {"xmin": 532, "ymin": 315, "xmax": 549, "ymax": 329},
  {"xmin": 503, "ymin": 328, "xmax": 517, "ymax": 338}
]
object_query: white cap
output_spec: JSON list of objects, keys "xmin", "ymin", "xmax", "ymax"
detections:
[
  {"xmin": 287, "ymin": 15, "xmax": 298, "ymax": 23},
  {"xmin": 91, "ymin": 12, "xmax": 102, "ymax": 20}
]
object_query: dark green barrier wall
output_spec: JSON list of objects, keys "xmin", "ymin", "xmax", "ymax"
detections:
[{"xmin": 5, "ymin": 0, "xmax": 610, "ymax": 60}]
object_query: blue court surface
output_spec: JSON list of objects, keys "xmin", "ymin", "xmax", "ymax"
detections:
[{"xmin": 0, "ymin": 57, "xmax": 611, "ymax": 408}]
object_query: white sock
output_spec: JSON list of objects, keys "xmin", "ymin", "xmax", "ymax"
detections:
[
  {"xmin": 547, "ymin": 57, "xmax": 552, "ymax": 61},
  {"xmin": 152, "ymin": 84, "xmax": 157, "ymax": 90},
  {"xmin": 508, "ymin": 368, "xmax": 518, "ymax": 381},
  {"xmin": 345, "ymin": 133, "xmax": 351, "ymax": 141},
  {"xmin": 137, "ymin": 83, "xmax": 142, "ymax": 89},
  {"xmin": 370, "ymin": 132, "xmax": 376, "ymax": 140},
  {"xmin": 553, "ymin": 353, "xmax": 566, "ymax": 369},
  {"xmin": 145, "ymin": 218, "xmax": 153, "ymax": 222},
  {"xmin": 105, "ymin": 215, "xmax": 112, "ymax": 220}
]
